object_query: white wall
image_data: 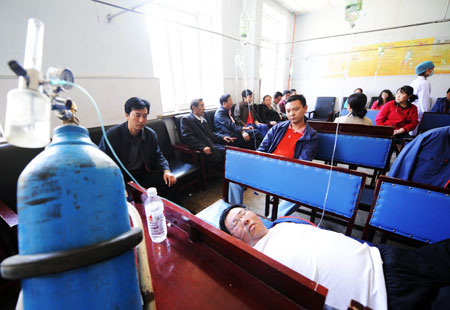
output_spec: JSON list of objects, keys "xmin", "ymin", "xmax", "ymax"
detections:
[
  {"xmin": 0, "ymin": 0, "xmax": 293, "ymax": 134},
  {"xmin": 0, "ymin": 0, "xmax": 162, "ymax": 130},
  {"xmin": 291, "ymin": 0, "xmax": 450, "ymax": 110}
]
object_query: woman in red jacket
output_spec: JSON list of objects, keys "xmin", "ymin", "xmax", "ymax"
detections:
[{"xmin": 375, "ymin": 85, "xmax": 419, "ymax": 143}]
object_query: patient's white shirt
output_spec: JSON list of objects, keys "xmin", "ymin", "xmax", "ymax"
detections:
[{"xmin": 253, "ymin": 223, "xmax": 387, "ymax": 310}]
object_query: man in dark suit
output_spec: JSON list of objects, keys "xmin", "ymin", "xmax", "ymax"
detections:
[
  {"xmin": 214, "ymin": 94, "xmax": 263, "ymax": 150},
  {"xmin": 180, "ymin": 98, "xmax": 235, "ymax": 164}
]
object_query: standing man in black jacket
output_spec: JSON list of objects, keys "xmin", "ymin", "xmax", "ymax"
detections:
[
  {"xmin": 180, "ymin": 98, "xmax": 235, "ymax": 164},
  {"xmin": 99, "ymin": 97, "xmax": 178, "ymax": 201}
]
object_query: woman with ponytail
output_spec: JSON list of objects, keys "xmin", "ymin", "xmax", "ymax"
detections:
[
  {"xmin": 335, "ymin": 93, "xmax": 372, "ymax": 125},
  {"xmin": 375, "ymin": 85, "xmax": 419, "ymax": 143}
]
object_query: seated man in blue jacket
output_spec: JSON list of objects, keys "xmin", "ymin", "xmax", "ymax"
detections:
[
  {"xmin": 99, "ymin": 97, "xmax": 178, "ymax": 201},
  {"xmin": 431, "ymin": 88, "xmax": 450, "ymax": 113},
  {"xmin": 214, "ymin": 93, "xmax": 263, "ymax": 150},
  {"xmin": 228, "ymin": 94, "xmax": 319, "ymax": 203}
]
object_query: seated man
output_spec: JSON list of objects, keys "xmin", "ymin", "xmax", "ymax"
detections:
[
  {"xmin": 228, "ymin": 94, "xmax": 318, "ymax": 204},
  {"xmin": 278, "ymin": 89, "xmax": 291, "ymax": 113},
  {"xmin": 99, "ymin": 97, "xmax": 178, "ymax": 202},
  {"xmin": 220, "ymin": 205, "xmax": 450, "ymax": 310},
  {"xmin": 180, "ymin": 98, "xmax": 234, "ymax": 164},
  {"xmin": 214, "ymin": 93, "xmax": 263, "ymax": 150},
  {"xmin": 272, "ymin": 91, "xmax": 283, "ymax": 113},
  {"xmin": 431, "ymin": 88, "xmax": 450, "ymax": 113},
  {"xmin": 234, "ymin": 89, "xmax": 269, "ymax": 137}
]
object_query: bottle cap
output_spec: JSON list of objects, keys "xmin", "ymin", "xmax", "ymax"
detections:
[{"xmin": 147, "ymin": 187, "xmax": 157, "ymax": 196}]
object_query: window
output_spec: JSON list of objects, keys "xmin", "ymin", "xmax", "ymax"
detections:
[
  {"xmin": 259, "ymin": 2, "xmax": 288, "ymax": 97},
  {"xmin": 146, "ymin": 0, "xmax": 223, "ymax": 113}
]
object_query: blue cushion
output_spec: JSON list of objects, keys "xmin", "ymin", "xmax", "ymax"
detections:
[
  {"xmin": 225, "ymin": 149, "xmax": 363, "ymax": 218},
  {"xmin": 359, "ymin": 188, "xmax": 374, "ymax": 207},
  {"xmin": 169, "ymin": 160, "xmax": 198, "ymax": 179},
  {"xmin": 316, "ymin": 133, "xmax": 391, "ymax": 169},
  {"xmin": 196, "ymin": 199, "xmax": 231, "ymax": 228},
  {"xmin": 370, "ymin": 182, "xmax": 450, "ymax": 243},
  {"xmin": 267, "ymin": 200, "xmax": 298, "ymax": 219}
]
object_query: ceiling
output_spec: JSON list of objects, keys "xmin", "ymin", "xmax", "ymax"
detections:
[{"xmin": 273, "ymin": 0, "xmax": 347, "ymax": 14}]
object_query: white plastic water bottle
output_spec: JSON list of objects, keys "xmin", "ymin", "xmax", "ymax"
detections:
[{"xmin": 144, "ymin": 187, "xmax": 167, "ymax": 243}]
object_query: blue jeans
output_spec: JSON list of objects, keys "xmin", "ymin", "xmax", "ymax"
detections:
[{"xmin": 228, "ymin": 183, "xmax": 244, "ymax": 204}]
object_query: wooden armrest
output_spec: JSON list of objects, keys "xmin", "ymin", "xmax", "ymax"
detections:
[
  {"xmin": 0, "ymin": 200, "xmax": 18, "ymax": 228},
  {"xmin": 173, "ymin": 144, "xmax": 201, "ymax": 156},
  {"xmin": 173, "ymin": 144, "xmax": 202, "ymax": 166}
]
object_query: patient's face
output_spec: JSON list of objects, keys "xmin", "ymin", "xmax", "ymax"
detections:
[{"xmin": 225, "ymin": 208, "xmax": 268, "ymax": 246}]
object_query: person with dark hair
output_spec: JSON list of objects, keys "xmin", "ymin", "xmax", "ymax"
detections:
[
  {"xmin": 179, "ymin": 98, "xmax": 235, "ymax": 164},
  {"xmin": 219, "ymin": 205, "xmax": 450, "ymax": 310},
  {"xmin": 228, "ymin": 95, "xmax": 318, "ymax": 204},
  {"xmin": 410, "ymin": 61, "xmax": 435, "ymax": 119},
  {"xmin": 375, "ymin": 86, "xmax": 419, "ymax": 142},
  {"xmin": 99, "ymin": 97, "xmax": 178, "ymax": 201},
  {"xmin": 259, "ymin": 95, "xmax": 285, "ymax": 126},
  {"xmin": 234, "ymin": 89, "xmax": 269, "ymax": 137},
  {"xmin": 431, "ymin": 88, "xmax": 450, "ymax": 113},
  {"xmin": 272, "ymin": 91, "xmax": 283, "ymax": 113},
  {"xmin": 372, "ymin": 89, "xmax": 394, "ymax": 111},
  {"xmin": 278, "ymin": 90, "xmax": 291, "ymax": 113},
  {"xmin": 214, "ymin": 93, "xmax": 263, "ymax": 150},
  {"xmin": 335, "ymin": 93, "xmax": 373, "ymax": 125},
  {"xmin": 343, "ymin": 88, "xmax": 364, "ymax": 109},
  {"xmin": 289, "ymin": 89, "xmax": 297, "ymax": 95}
]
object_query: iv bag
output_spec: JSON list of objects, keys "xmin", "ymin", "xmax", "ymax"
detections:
[{"xmin": 345, "ymin": 0, "xmax": 363, "ymax": 28}]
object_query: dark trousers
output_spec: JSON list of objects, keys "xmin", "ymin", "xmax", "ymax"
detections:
[
  {"xmin": 393, "ymin": 132, "xmax": 411, "ymax": 144},
  {"xmin": 205, "ymin": 144, "xmax": 225, "ymax": 165},
  {"xmin": 232, "ymin": 129, "xmax": 263, "ymax": 150},
  {"xmin": 377, "ymin": 239, "xmax": 450, "ymax": 309},
  {"xmin": 130, "ymin": 170, "xmax": 180, "ymax": 204}
]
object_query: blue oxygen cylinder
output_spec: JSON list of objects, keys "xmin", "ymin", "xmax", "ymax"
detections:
[{"xmin": 12, "ymin": 125, "xmax": 142, "ymax": 309}]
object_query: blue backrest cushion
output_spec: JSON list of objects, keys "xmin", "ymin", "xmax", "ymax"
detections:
[
  {"xmin": 225, "ymin": 149, "xmax": 363, "ymax": 218},
  {"xmin": 370, "ymin": 180, "xmax": 450, "ymax": 243},
  {"xmin": 315, "ymin": 133, "xmax": 391, "ymax": 169}
]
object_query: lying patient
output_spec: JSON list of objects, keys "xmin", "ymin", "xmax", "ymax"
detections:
[{"xmin": 219, "ymin": 205, "xmax": 450, "ymax": 310}]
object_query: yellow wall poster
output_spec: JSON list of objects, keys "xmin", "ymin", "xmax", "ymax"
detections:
[{"xmin": 326, "ymin": 37, "xmax": 450, "ymax": 78}]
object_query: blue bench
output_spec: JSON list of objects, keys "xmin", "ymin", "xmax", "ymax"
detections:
[
  {"xmin": 309, "ymin": 121, "xmax": 394, "ymax": 209},
  {"xmin": 362, "ymin": 176, "xmax": 450, "ymax": 244},
  {"xmin": 198, "ymin": 147, "xmax": 367, "ymax": 235}
]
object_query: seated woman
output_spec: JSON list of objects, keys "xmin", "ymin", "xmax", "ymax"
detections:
[
  {"xmin": 335, "ymin": 93, "xmax": 373, "ymax": 125},
  {"xmin": 372, "ymin": 89, "xmax": 394, "ymax": 110},
  {"xmin": 259, "ymin": 95, "xmax": 285, "ymax": 126},
  {"xmin": 375, "ymin": 86, "xmax": 419, "ymax": 143}
]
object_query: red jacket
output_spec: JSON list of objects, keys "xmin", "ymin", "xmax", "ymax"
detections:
[{"xmin": 375, "ymin": 100, "xmax": 418, "ymax": 132}]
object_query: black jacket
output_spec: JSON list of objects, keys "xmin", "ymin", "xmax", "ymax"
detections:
[
  {"xmin": 180, "ymin": 113, "xmax": 225, "ymax": 151},
  {"xmin": 259, "ymin": 104, "xmax": 285, "ymax": 124},
  {"xmin": 98, "ymin": 121, "xmax": 169, "ymax": 175}
]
